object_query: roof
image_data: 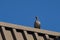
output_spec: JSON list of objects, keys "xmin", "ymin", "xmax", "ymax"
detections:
[{"xmin": 0, "ymin": 22, "xmax": 60, "ymax": 36}]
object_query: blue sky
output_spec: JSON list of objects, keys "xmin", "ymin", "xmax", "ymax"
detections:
[{"xmin": 0, "ymin": 0, "xmax": 60, "ymax": 32}]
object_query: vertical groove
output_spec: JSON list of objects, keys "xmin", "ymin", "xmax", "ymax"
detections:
[
  {"xmin": 55, "ymin": 36, "xmax": 60, "ymax": 40},
  {"xmin": 22, "ymin": 31, "xmax": 27, "ymax": 40},
  {"xmin": 38, "ymin": 33, "xmax": 47, "ymax": 40},
  {"xmin": 32, "ymin": 33, "xmax": 37, "ymax": 40},
  {"xmin": 45, "ymin": 34, "xmax": 50, "ymax": 40},
  {"xmin": 5, "ymin": 27, "xmax": 17, "ymax": 40},
  {"xmin": 16, "ymin": 29, "xmax": 27, "ymax": 40},
  {"xmin": 1, "ymin": 27, "xmax": 6, "ymax": 40},
  {"xmin": 11, "ymin": 29, "xmax": 17, "ymax": 40},
  {"xmin": 27, "ymin": 31, "xmax": 37, "ymax": 40}
]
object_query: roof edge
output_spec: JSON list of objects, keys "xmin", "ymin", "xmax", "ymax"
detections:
[{"xmin": 0, "ymin": 22, "xmax": 60, "ymax": 36}]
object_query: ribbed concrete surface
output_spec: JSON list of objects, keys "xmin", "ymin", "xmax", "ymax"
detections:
[{"xmin": 0, "ymin": 22, "xmax": 60, "ymax": 40}]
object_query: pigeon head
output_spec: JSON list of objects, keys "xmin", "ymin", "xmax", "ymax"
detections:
[{"xmin": 35, "ymin": 16, "xmax": 38, "ymax": 20}]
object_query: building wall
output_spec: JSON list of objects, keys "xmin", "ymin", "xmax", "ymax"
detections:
[{"xmin": 0, "ymin": 22, "xmax": 60, "ymax": 40}]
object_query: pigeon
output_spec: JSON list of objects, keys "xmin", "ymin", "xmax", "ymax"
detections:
[{"xmin": 34, "ymin": 16, "xmax": 41, "ymax": 29}]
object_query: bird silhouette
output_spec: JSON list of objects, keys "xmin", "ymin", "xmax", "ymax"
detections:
[{"xmin": 34, "ymin": 16, "xmax": 41, "ymax": 29}]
